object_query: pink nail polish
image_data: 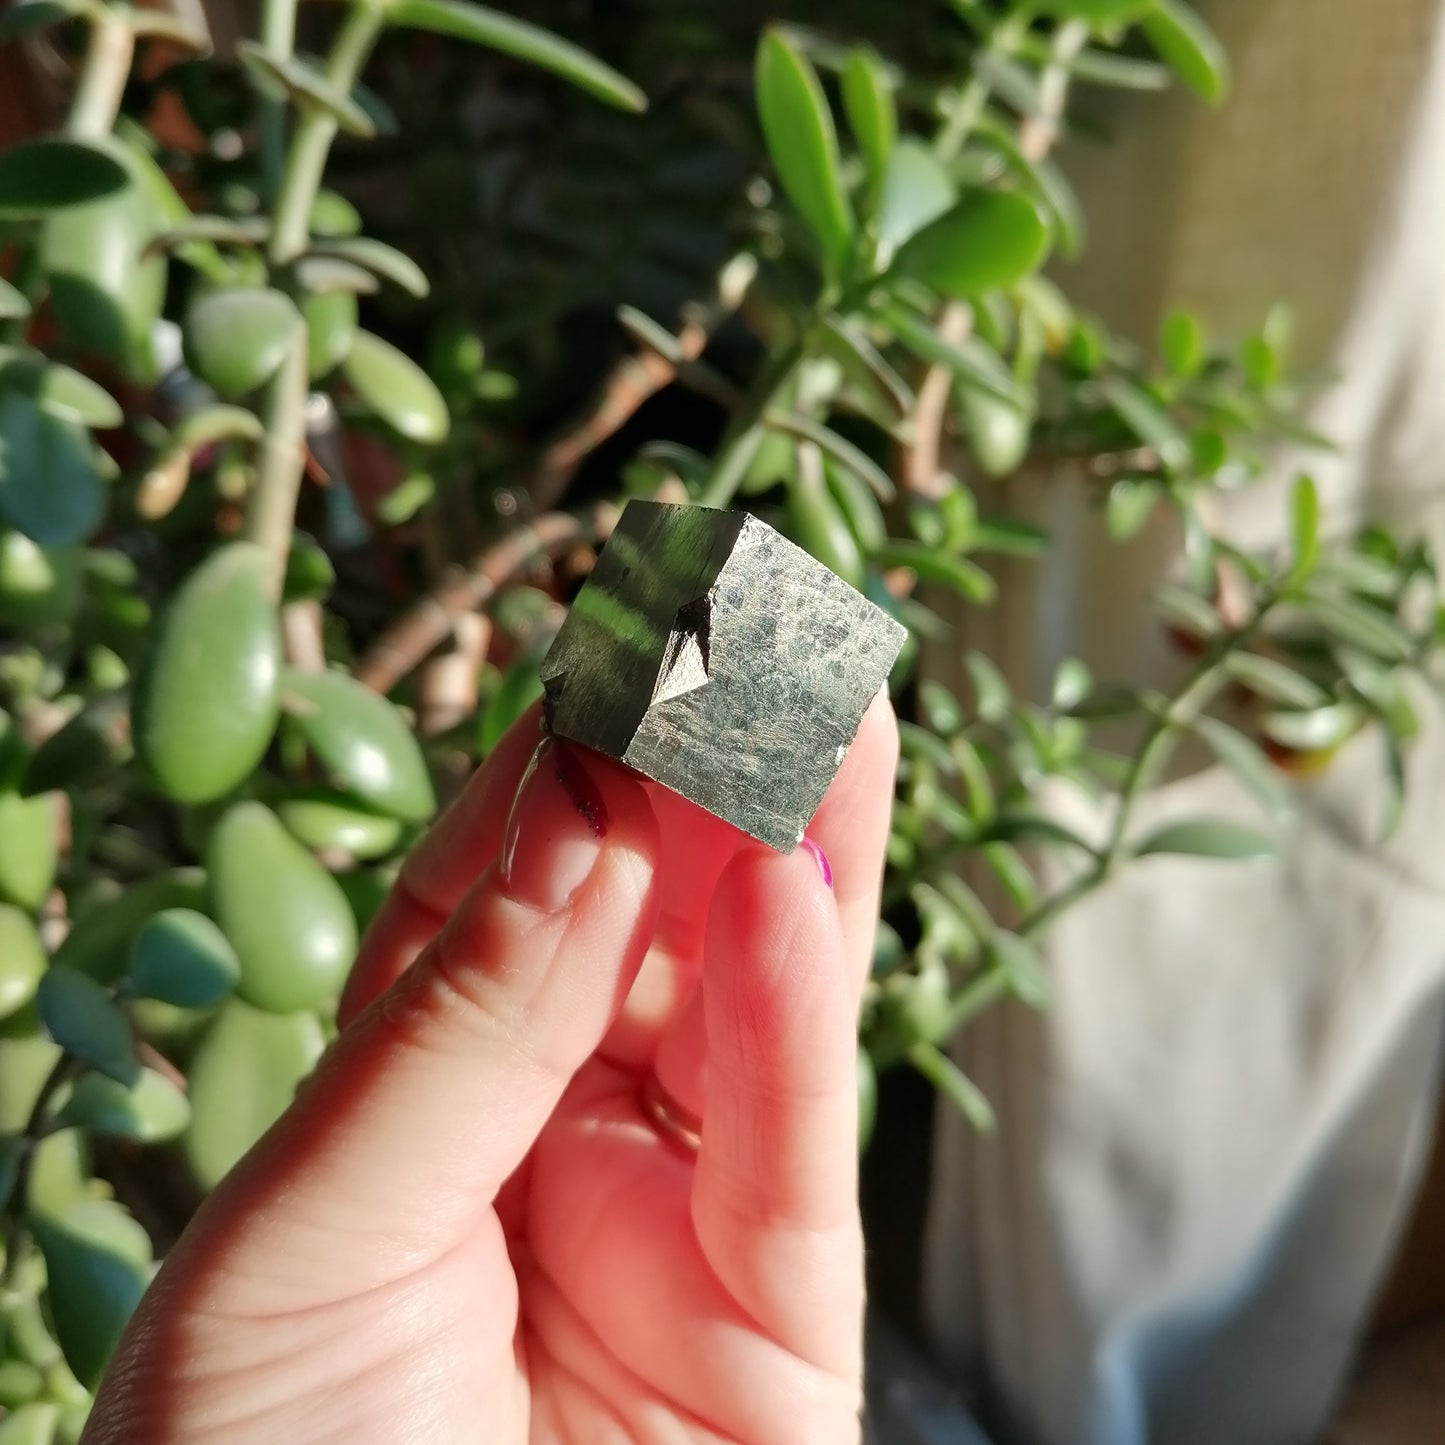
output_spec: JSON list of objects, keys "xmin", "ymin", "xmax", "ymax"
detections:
[{"xmin": 800, "ymin": 836, "xmax": 832, "ymax": 888}]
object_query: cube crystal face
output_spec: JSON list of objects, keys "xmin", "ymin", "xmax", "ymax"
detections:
[{"xmin": 540, "ymin": 501, "xmax": 906, "ymax": 850}]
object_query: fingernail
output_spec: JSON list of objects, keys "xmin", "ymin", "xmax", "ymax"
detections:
[
  {"xmin": 799, "ymin": 835, "xmax": 832, "ymax": 888},
  {"xmin": 501, "ymin": 738, "xmax": 610, "ymax": 911}
]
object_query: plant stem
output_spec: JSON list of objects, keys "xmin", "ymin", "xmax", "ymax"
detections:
[
  {"xmin": 247, "ymin": 4, "xmax": 383, "ymax": 592},
  {"xmin": 268, "ymin": 7, "xmax": 382, "ymax": 266},
  {"xmin": 1016, "ymin": 594, "xmax": 1282, "ymax": 941},
  {"xmin": 65, "ymin": 4, "xmax": 135, "ymax": 140},
  {"xmin": 1, "ymin": 1055, "xmax": 81, "ymax": 1289},
  {"xmin": 245, "ymin": 334, "xmax": 311, "ymax": 590},
  {"xmin": 699, "ymin": 339, "xmax": 804, "ymax": 508},
  {"xmin": 259, "ymin": 0, "xmax": 300, "ymax": 200}
]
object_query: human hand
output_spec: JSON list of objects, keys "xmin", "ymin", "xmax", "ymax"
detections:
[{"xmin": 83, "ymin": 692, "xmax": 898, "ymax": 1444}]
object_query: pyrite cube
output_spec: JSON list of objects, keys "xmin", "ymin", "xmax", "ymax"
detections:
[{"xmin": 540, "ymin": 501, "xmax": 906, "ymax": 850}]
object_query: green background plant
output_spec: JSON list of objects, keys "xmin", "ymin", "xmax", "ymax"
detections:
[{"xmin": 0, "ymin": 0, "xmax": 1441, "ymax": 1427}]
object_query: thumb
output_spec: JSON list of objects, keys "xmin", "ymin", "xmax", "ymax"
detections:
[{"xmin": 174, "ymin": 738, "xmax": 660, "ymax": 1315}]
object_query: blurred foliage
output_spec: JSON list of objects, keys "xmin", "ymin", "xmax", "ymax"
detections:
[{"xmin": 0, "ymin": 0, "xmax": 1443, "ymax": 1425}]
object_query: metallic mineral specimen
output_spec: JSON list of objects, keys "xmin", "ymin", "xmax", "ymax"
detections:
[{"xmin": 540, "ymin": 500, "xmax": 906, "ymax": 850}]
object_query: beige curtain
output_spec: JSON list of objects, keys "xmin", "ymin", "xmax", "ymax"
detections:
[{"xmin": 921, "ymin": 4, "xmax": 1445, "ymax": 1442}]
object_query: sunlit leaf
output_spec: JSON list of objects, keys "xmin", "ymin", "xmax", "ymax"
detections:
[
  {"xmin": 755, "ymin": 29, "xmax": 855, "ymax": 271},
  {"xmin": 1134, "ymin": 817, "xmax": 1278, "ymax": 861},
  {"xmin": 385, "ymin": 0, "xmax": 646, "ymax": 112}
]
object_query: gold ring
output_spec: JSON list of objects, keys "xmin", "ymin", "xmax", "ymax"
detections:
[{"xmin": 640, "ymin": 1071, "xmax": 702, "ymax": 1155}]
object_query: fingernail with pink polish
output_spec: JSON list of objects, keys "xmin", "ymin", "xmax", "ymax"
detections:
[
  {"xmin": 800, "ymin": 836, "xmax": 832, "ymax": 888},
  {"xmin": 501, "ymin": 738, "xmax": 610, "ymax": 911}
]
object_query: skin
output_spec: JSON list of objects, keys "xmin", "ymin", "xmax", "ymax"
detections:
[{"xmin": 84, "ymin": 692, "xmax": 899, "ymax": 1445}]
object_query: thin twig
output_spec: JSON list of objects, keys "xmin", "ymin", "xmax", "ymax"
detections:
[
  {"xmin": 902, "ymin": 303, "xmax": 972, "ymax": 497},
  {"xmin": 902, "ymin": 19, "xmax": 1086, "ymax": 496},
  {"xmin": 527, "ymin": 254, "xmax": 757, "ymax": 513},
  {"xmin": 353, "ymin": 505, "xmax": 617, "ymax": 694}
]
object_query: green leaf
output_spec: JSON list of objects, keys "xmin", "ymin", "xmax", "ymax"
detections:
[
  {"xmin": 184, "ymin": 288, "xmax": 301, "ymax": 399},
  {"xmin": 0, "ymin": 904, "xmax": 45, "ymax": 1021},
  {"xmin": 310, "ymin": 190, "xmax": 363, "ymax": 238},
  {"xmin": 0, "ymin": 1361, "xmax": 44, "ymax": 1415},
  {"xmin": 1194, "ymin": 717, "xmax": 1295, "ymax": 822},
  {"xmin": 208, "ymin": 802, "xmax": 358, "ymax": 1014},
  {"xmin": 303, "ymin": 289, "xmax": 358, "ymax": 380},
  {"xmin": 282, "ymin": 667, "xmax": 436, "ymax": 821},
  {"xmin": 31, "ymin": 1200, "xmax": 150, "ymax": 1390},
  {"xmin": 0, "ymin": 394, "xmax": 104, "ymax": 547},
  {"xmin": 304, "ymin": 236, "xmax": 429, "ymax": 298},
  {"xmin": 817, "ymin": 315, "xmax": 914, "ymax": 416},
  {"xmin": 385, "ymin": 0, "xmax": 644, "ymax": 110},
  {"xmin": 1289, "ymin": 474, "xmax": 1320, "ymax": 582},
  {"xmin": 36, "ymin": 966, "xmax": 137, "ymax": 1085},
  {"xmin": 1106, "ymin": 476, "xmax": 1160, "ymax": 541},
  {"xmin": 786, "ymin": 447, "xmax": 865, "ymax": 587},
  {"xmin": 56, "ymin": 1067, "xmax": 190, "ymax": 1143},
  {"xmin": 133, "ymin": 544, "xmax": 283, "ymax": 805},
  {"xmin": 1134, "ymin": 817, "xmax": 1279, "ymax": 861},
  {"xmin": 1052, "ymin": 658, "xmax": 1093, "ymax": 711},
  {"xmin": 872, "ymin": 540, "xmax": 996, "ymax": 602},
  {"xmin": 1143, "ymin": 0, "xmax": 1230, "ymax": 105},
  {"xmin": 127, "ymin": 908, "xmax": 239, "ymax": 1010},
  {"xmin": 1296, "ymin": 595, "xmax": 1415, "ymax": 663},
  {"xmin": 960, "ymin": 390, "xmax": 1031, "ymax": 477},
  {"xmin": 0, "ymin": 351, "xmax": 121, "ymax": 429},
  {"xmin": 907, "ymin": 1042, "xmax": 995, "ymax": 1132},
  {"xmin": 1099, "ymin": 375, "xmax": 1191, "ymax": 469},
  {"xmin": 277, "ymin": 790, "xmax": 405, "ymax": 861},
  {"xmin": 990, "ymin": 931, "xmax": 1050, "ymax": 1009},
  {"xmin": 1064, "ymin": 48, "xmax": 1171, "ymax": 90},
  {"xmin": 165, "ymin": 402, "xmax": 266, "ymax": 455},
  {"xmin": 40, "ymin": 139, "xmax": 167, "ymax": 383},
  {"xmin": 892, "ymin": 190, "xmax": 1050, "ymax": 298},
  {"xmin": 479, "ymin": 652, "xmax": 545, "ymax": 757},
  {"xmin": 0, "ymin": 139, "xmax": 127, "ymax": 220},
  {"xmin": 823, "ymin": 456, "xmax": 888, "ymax": 551},
  {"xmin": 0, "ymin": 791, "xmax": 57, "ymax": 911},
  {"xmin": 0, "ymin": 0, "xmax": 85, "ymax": 42},
  {"xmin": 841, "ymin": 46, "xmax": 896, "ymax": 191},
  {"xmin": 755, "ymin": 29, "xmax": 855, "ymax": 272},
  {"xmin": 1035, "ymin": 0, "xmax": 1154, "ymax": 19},
  {"xmin": 341, "ymin": 331, "xmax": 449, "ymax": 444},
  {"xmin": 1154, "ymin": 582, "xmax": 1221, "ymax": 641},
  {"xmin": 990, "ymin": 811, "xmax": 1094, "ymax": 854},
  {"xmin": 965, "ymin": 651, "xmax": 1011, "ymax": 723},
  {"xmin": 1260, "ymin": 701, "xmax": 1365, "ymax": 753},
  {"xmin": 20, "ymin": 690, "xmax": 129, "ymax": 795},
  {"xmin": 294, "ymin": 255, "xmax": 377, "ymax": 295},
  {"xmin": 765, "ymin": 412, "xmax": 895, "ymax": 501},
  {"xmin": 879, "ymin": 301, "xmax": 1027, "ymax": 407},
  {"xmin": 185, "ymin": 999, "xmax": 325, "ymax": 1190},
  {"xmin": 1159, "ymin": 308, "xmax": 1204, "ymax": 376},
  {"xmin": 237, "ymin": 43, "xmax": 376, "ymax": 137},
  {"xmin": 875, "ymin": 139, "xmax": 955, "ymax": 265},
  {"xmin": 0, "ymin": 275, "xmax": 30, "ymax": 320},
  {"xmin": 1223, "ymin": 652, "xmax": 1328, "ymax": 708},
  {"xmin": 51, "ymin": 868, "xmax": 207, "ymax": 985}
]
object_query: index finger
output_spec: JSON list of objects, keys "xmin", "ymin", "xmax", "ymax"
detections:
[{"xmin": 338, "ymin": 702, "xmax": 543, "ymax": 1026}]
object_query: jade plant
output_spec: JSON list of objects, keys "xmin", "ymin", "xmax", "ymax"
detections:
[{"xmin": 0, "ymin": 0, "xmax": 1441, "ymax": 1430}]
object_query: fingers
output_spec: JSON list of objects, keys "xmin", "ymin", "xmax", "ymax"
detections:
[
  {"xmin": 807, "ymin": 689, "xmax": 899, "ymax": 987},
  {"xmin": 690, "ymin": 844, "xmax": 864, "ymax": 1380},
  {"xmin": 186, "ymin": 740, "xmax": 661, "ymax": 1316},
  {"xmin": 339, "ymin": 702, "xmax": 543, "ymax": 1025},
  {"xmin": 650, "ymin": 690, "xmax": 896, "ymax": 1119}
]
